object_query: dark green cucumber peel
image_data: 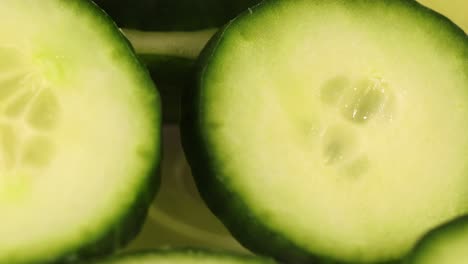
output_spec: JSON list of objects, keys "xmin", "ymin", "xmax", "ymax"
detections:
[
  {"xmin": 88, "ymin": 249, "xmax": 276, "ymax": 263},
  {"xmin": 139, "ymin": 55, "xmax": 192, "ymax": 122},
  {"xmin": 92, "ymin": 0, "xmax": 263, "ymax": 31},
  {"xmin": 0, "ymin": 0, "xmax": 161, "ymax": 263},
  {"xmin": 181, "ymin": 0, "xmax": 468, "ymax": 263},
  {"xmin": 405, "ymin": 215, "xmax": 468, "ymax": 264},
  {"xmin": 57, "ymin": 169, "xmax": 160, "ymax": 263}
]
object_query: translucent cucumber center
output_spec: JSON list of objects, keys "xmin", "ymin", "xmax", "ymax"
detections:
[
  {"xmin": 319, "ymin": 75, "xmax": 395, "ymax": 177},
  {"xmin": 0, "ymin": 47, "xmax": 60, "ymax": 201},
  {"xmin": 320, "ymin": 75, "xmax": 395, "ymax": 123}
]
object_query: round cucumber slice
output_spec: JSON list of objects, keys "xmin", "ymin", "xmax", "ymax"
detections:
[
  {"xmin": 92, "ymin": 249, "xmax": 275, "ymax": 264},
  {"xmin": 0, "ymin": 0, "xmax": 161, "ymax": 263},
  {"xmin": 408, "ymin": 215, "xmax": 468, "ymax": 264},
  {"xmin": 181, "ymin": 0, "xmax": 468, "ymax": 262}
]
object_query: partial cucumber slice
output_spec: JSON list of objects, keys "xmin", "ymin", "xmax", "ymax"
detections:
[
  {"xmin": 0, "ymin": 1, "xmax": 161, "ymax": 263},
  {"xmin": 92, "ymin": 0, "xmax": 261, "ymax": 122},
  {"xmin": 408, "ymin": 216, "xmax": 468, "ymax": 264},
  {"xmin": 181, "ymin": 0, "xmax": 468, "ymax": 262},
  {"xmin": 92, "ymin": 249, "xmax": 275, "ymax": 264}
]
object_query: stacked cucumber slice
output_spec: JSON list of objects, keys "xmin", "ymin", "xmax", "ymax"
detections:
[
  {"xmin": 0, "ymin": 0, "xmax": 161, "ymax": 263},
  {"xmin": 181, "ymin": 0, "xmax": 468, "ymax": 262}
]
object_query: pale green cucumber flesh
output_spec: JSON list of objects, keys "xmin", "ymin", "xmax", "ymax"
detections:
[
  {"xmin": 0, "ymin": 1, "xmax": 161, "ymax": 263},
  {"xmin": 92, "ymin": 249, "xmax": 275, "ymax": 264},
  {"xmin": 182, "ymin": 0, "xmax": 468, "ymax": 262},
  {"xmin": 408, "ymin": 215, "xmax": 468, "ymax": 264}
]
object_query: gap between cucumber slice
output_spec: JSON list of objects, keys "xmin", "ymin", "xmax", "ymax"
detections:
[
  {"xmin": 92, "ymin": 0, "xmax": 261, "ymax": 122},
  {"xmin": 121, "ymin": 29, "xmax": 216, "ymax": 122},
  {"xmin": 122, "ymin": 126, "xmax": 248, "ymax": 253}
]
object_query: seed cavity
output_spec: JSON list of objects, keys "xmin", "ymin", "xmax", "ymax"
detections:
[
  {"xmin": 318, "ymin": 74, "xmax": 395, "ymax": 178},
  {"xmin": 0, "ymin": 124, "xmax": 17, "ymax": 170},
  {"xmin": 320, "ymin": 76, "xmax": 396, "ymax": 125},
  {"xmin": 22, "ymin": 136, "xmax": 55, "ymax": 168},
  {"xmin": 320, "ymin": 76, "xmax": 349, "ymax": 106},
  {"xmin": 0, "ymin": 75, "xmax": 26, "ymax": 102},
  {"xmin": 343, "ymin": 156, "xmax": 370, "ymax": 178},
  {"xmin": 4, "ymin": 87, "xmax": 36, "ymax": 118},
  {"xmin": 322, "ymin": 125, "xmax": 357, "ymax": 165},
  {"xmin": 27, "ymin": 89, "xmax": 60, "ymax": 130},
  {"xmin": 0, "ymin": 46, "xmax": 61, "ymax": 192},
  {"xmin": 341, "ymin": 78, "xmax": 388, "ymax": 124}
]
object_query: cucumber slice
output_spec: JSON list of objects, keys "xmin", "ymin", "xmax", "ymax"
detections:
[
  {"xmin": 0, "ymin": 1, "xmax": 161, "ymax": 263},
  {"xmin": 181, "ymin": 0, "xmax": 468, "ymax": 262},
  {"xmin": 92, "ymin": 249, "xmax": 275, "ymax": 264},
  {"xmin": 92, "ymin": 0, "xmax": 262, "ymax": 122},
  {"xmin": 408, "ymin": 216, "xmax": 468, "ymax": 264}
]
